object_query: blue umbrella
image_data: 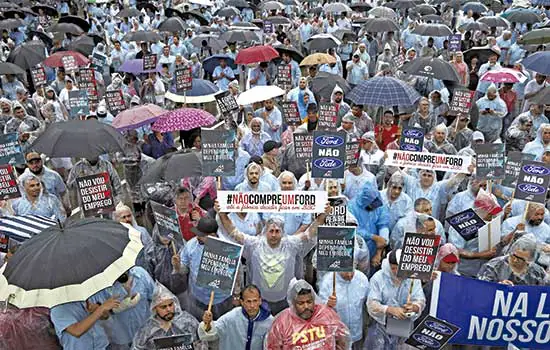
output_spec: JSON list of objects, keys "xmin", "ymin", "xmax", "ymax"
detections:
[
  {"xmin": 202, "ymin": 55, "xmax": 236, "ymax": 76},
  {"xmin": 522, "ymin": 51, "xmax": 550, "ymax": 75},
  {"xmin": 348, "ymin": 76, "xmax": 421, "ymax": 107},
  {"xmin": 532, "ymin": 0, "xmax": 550, "ymax": 6},
  {"xmin": 169, "ymin": 78, "xmax": 219, "ymax": 96},
  {"xmin": 118, "ymin": 59, "xmax": 162, "ymax": 74}
]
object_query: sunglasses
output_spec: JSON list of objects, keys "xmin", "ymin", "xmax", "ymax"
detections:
[{"xmin": 512, "ymin": 253, "xmax": 527, "ymax": 264}]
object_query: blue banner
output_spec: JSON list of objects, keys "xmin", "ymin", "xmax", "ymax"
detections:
[{"xmin": 431, "ymin": 273, "xmax": 550, "ymax": 349}]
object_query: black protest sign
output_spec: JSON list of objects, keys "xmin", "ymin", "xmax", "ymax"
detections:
[
  {"xmin": 281, "ymin": 101, "xmax": 301, "ymax": 126},
  {"xmin": 445, "ymin": 208, "xmax": 486, "ymax": 241},
  {"xmin": 62, "ymin": 55, "xmax": 78, "ymax": 74},
  {"xmin": 293, "ymin": 133, "xmax": 313, "ymax": 162},
  {"xmin": 78, "ymin": 67, "xmax": 99, "ymax": 107},
  {"xmin": 30, "ymin": 66, "xmax": 47, "ymax": 87},
  {"xmin": 150, "ymin": 201, "xmax": 183, "ymax": 246},
  {"xmin": 105, "ymin": 89, "xmax": 127, "ymax": 115},
  {"xmin": 143, "ymin": 54, "xmax": 158, "ymax": 71},
  {"xmin": 201, "ymin": 127, "xmax": 236, "ymax": 176},
  {"xmin": 0, "ymin": 233, "xmax": 8, "ymax": 253},
  {"xmin": 0, "ymin": 133, "xmax": 24, "ymax": 165},
  {"xmin": 91, "ymin": 52, "xmax": 107, "ymax": 73},
  {"xmin": 513, "ymin": 161, "xmax": 550, "ymax": 204},
  {"xmin": 154, "ymin": 334, "xmax": 194, "ymax": 350},
  {"xmin": 474, "ymin": 143, "xmax": 505, "ymax": 180},
  {"xmin": 317, "ymin": 226, "xmax": 355, "ymax": 271},
  {"xmin": 502, "ymin": 152, "xmax": 536, "ymax": 187},
  {"xmin": 76, "ymin": 172, "xmax": 115, "ymax": 217},
  {"xmin": 405, "ymin": 315, "xmax": 460, "ymax": 350},
  {"xmin": 312, "ymin": 131, "xmax": 346, "ymax": 179},
  {"xmin": 345, "ymin": 141, "xmax": 360, "ymax": 168},
  {"xmin": 215, "ymin": 90, "xmax": 239, "ymax": 116},
  {"xmin": 449, "ymin": 89, "xmax": 474, "ymax": 116},
  {"xmin": 397, "ymin": 233, "xmax": 441, "ymax": 281},
  {"xmin": 196, "ymin": 237, "xmax": 242, "ymax": 295},
  {"xmin": 449, "ymin": 34, "xmax": 462, "ymax": 52},
  {"xmin": 325, "ymin": 196, "xmax": 347, "ymax": 226},
  {"xmin": 400, "ymin": 127, "xmax": 425, "ymax": 152},
  {"xmin": 175, "ymin": 65, "xmax": 193, "ymax": 93},
  {"xmin": 0, "ymin": 165, "xmax": 21, "ymax": 200},
  {"xmin": 277, "ymin": 64, "xmax": 292, "ymax": 90},
  {"xmin": 263, "ymin": 20, "xmax": 274, "ymax": 34},
  {"xmin": 318, "ymin": 103, "xmax": 338, "ymax": 131},
  {"xmin": 68, "ymin": 90, "xmax": 90, "ymax": 119}
]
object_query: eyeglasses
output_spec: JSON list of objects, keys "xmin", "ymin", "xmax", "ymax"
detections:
[{"xmin": 511, "ymin": 253, "xmax": 528, "ymax": 264}]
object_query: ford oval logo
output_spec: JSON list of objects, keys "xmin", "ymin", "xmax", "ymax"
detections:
[
  {"xmin": 518, "ymin": 183, "xmax": 546, "ymax": 195},
  {"xmin": 522, "ymin": 165, "xmax": 550, "ymax": 176},
  {"xmin": 449, "ymin": 212, "xmax": 474, "ymax": 225},
  {"xmin": 426, "ymin": 320, "xmax": 453, "ymax": 335},
  {"xmin": 413, "ymin": 334, "xmax": 440, "ymax": 348},
  {"xmin": 313, "ymin": 158, "xmax": 343, "ymax": 170},
  {"xmin": 403, "ymin": 129, "xmax": 423, "ymax": 138},
  {"xmin": 402, "ymin": 144, "xmax": 420, "ymax": 152},
  {"xmin": 314, "ymin": 135, "xmax": 344, "ymax": 147}
]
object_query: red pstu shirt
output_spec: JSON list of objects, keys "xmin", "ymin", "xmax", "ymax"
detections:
[
  {"xmin": 177, "ymin": 205, "xmax": 206, "ymax": 241},
  {"xmin": 375, "ymin": 124, "xmax": 399, "ymax": 151}
]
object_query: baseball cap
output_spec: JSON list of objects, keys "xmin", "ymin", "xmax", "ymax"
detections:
[
  {"xmin": 25, "ymin": 152, "xmax": 41, "ymax": 162},
  {"xmin": 472, "ymin": 131, "xmax": 485, "ymax": 142},
  {"xmin": 191, "ymin": 217, "xmax": 219, "ymax": 237},
  {"xmin": 441, "ymin": 253, "xmax": 460, "ymax": 264},
  {"xmin": 263, "ymin": 140, "xmax": 282, "ymax": 153}
]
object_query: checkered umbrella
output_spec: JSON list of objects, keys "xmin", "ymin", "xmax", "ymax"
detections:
[{"xmin": 348, "ymin": 76, "xmax": 421, "ymax": 107}]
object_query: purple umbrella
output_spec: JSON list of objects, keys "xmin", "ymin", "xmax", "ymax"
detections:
[
  {"xmin": 152, "ymin": 108, "xmax": 217, "ymax": 132},
  {"xmin": 117, "ymin": 59, "xmax": 162, "ymax": 74},
  {"xmin": 112, "ymin": 104, "xmax": 168, "ymax": 131}
]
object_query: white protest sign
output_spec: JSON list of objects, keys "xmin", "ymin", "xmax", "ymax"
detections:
[
  {"xmin": 385, "ymin": 150, "xmax": 472, "ymax": 174},
  {"xmin": 217, "ymin": 191, "xmax": 328, "ymax": 213}
]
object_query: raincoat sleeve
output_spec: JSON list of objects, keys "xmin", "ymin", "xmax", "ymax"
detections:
[
  {"xmin": 376, "ymin": 206, "xmax": 391, "ymax": 242},
  {"xmin": 366, "ymin": 274, "xmax": 389, "ymax": 325}
]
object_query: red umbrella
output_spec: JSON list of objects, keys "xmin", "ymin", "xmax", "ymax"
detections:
[
  {"xmin": 42, "ymin": 51, "xmax": 90, "ymax": 68},
  {"xmin": 112, "ymin": 104, "xmax": 168, "ymax": 131},
  {"xmin": 152, "ymin": 108, "xmax": 217, "ymax": 132},
  {"xmin": 235, "ymin": 45, "xmax": 279, "ymax": 64}
]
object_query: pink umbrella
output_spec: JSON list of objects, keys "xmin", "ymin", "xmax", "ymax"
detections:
[
  {"xmin": 112, "ymin": 104, "xmax": 168, "ymax": 131},
  {"xmin": 152, "ymin": 108, "xmax": 217, "ymax": 132},
  {"xmin": 480, "ymin": 68, "xmax": 527, "ymax": 84}
]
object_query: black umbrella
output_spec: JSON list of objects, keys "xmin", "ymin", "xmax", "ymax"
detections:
[
  {"xmin": 116, "ymin": 7, "xmax": 142, "ymax": 18},
  {"xmin": 158, "ymin": 17, "xmax": 188, "ymax": 33},
  {"xmin": 2, "ymin": 218, "xmax": 143, "ymax": 308},
  {"xmin": 27, "ymin": 30, "xmax": 52, "ymax": 47},
  {"xmin": 401, "ymin": 57, "xmax": 460, "ymax": 82},
  {"xmin": 463, "ymin": 46, "xmax": 500, "ymax": 64},
  {"xmin": 7, "ymin": 40, "xmax": 45, "ymax": 70},
  {"xmin": 503, "ymin": 9, "xmax": 540, "ymax": 24},
  {"xmin": 139, "ymin": 150, "xmax": 202, "ymax": 184},
  {"xmin": 459, "ymin": 21, "xmax": 490, "ymax": 32},
  {"xmin": 273, "ymin": 44, "xmax": 304, "ymax": 62},
  {"xmin": 230, "ymin": 22, "xmax": 262, "ymax": 30},
  {"xmin": 30, "ymin": 5, "xmax": 57, "ymax": 17},
  {"xmin": 221, "ymin": 30, "xmax": 260, "ymax": 42},
  {"xmin": 306, "ymin": 34, "xmax": 341, "ymax": 51},
  {"xmin": 412, "ymin": 23, "xmax": 453, "ymax": 37},
  {"xmin": 415, "ymin": 4, "xmax": 436, "ymax": 15},
  {"xmin": 180, "ymin": 11, "xmax": 209, "ymax": 25},
  {"xmin": 67, "ymin": 35, "xmax": 94, "ymax": 56},
  {"xmin": 2, "ymin": 9, "xmax": 28, "ymax": 19},
  {"xmin": 311, "ymin": 72, "xmax": 351, "ymax": 101},
  {"xmin": 215, "ymin": 6, "xmax": 240, "ymax": 18},
  {"xmin": 48, "ymin": 22, "xmax": 84, "ymax": 35},
  {"xmin": 58, "ymin": 15, "xmax": 91, "ymax": 32},
  {"xmin": 0, "ymin": 61, "xmax": 26, "ymax": 75},
  {"xmin": 226, "ymin": 0, "xmax": 251, "ymax": 8},
  {"xmin": 123, "ymin": 30, "xmax": 163, "ymax": 43},
  {"xmin": 420, "ymin": 14, "xmax": 443, "ymax": 23},
  {"xmin": 266, "ymin": 16, "xmax": 292, "ymax": 25},
  {"xmin": 87, "ymin": 33, "xmax": 104, "ymax": 45},
  {"xmin": 350, "ymin": 3, "xmax": 372, "ymax": 12},
  {"xmin": 478, "ymin": 16, "xmax": 509, "ymax": 28},
  {"xmin": 0, "ymin": 18, "xmax": 24, "ymax": 30},
  {"xmin": 202, "ymin": 54, "xmax": 236, "ymax": 75},
  {"xmin": 384, "ymin": 0, "xmax": 417, "ymax": 9},
  {"xmin": 530, "ymin": 87, "xmax": 550, "ymax": 105},
  {"xmin": 333, "ymin": 28, "xmax": 357, "ymax": 41},
  {"xmin": 30, "ymin": 120, "xmax": 126, "ymax": 159},
  {"xmin": 136, "ymin": 2, "xmax": 157, "ymax": 12},
  {"xmin": 0, "ymin": 2, "xmax": 19, "ymax": 9},
  {"xmin": 165, "ymin": 7, "xmax": 184, "ymax": 18},
  {"xmin": 363, "ymin": 17, "xmax": 400, "ymax": 32}
]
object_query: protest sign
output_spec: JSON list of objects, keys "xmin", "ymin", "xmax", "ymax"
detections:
[
  {"xmin": 400, "ymin": 127, "xmax": 425, "ymax": 152},
  {"xmin": 68, "ymin": 90, "xmax": 90, "ymax": 118},
  {"xmin": 105, "ymin": 89, "xmax": 126, "ymax": 115},
  {"xmin": 77, "ymin": 67, "xmax": 98, "ymax": 106},
  {"xmin": 153, "ymin": 334, "xmax": 194, "ymax": 350},
  {"xmin": 445, "ymin": 208, "xmax": 486, "ymax": 241},
  {"xmin": 0, "ymin": 133, "xmax": 24, "ymax": 165},
  {"xmin": 311, "ymin": 131, "xmax": 346, "ymax": 179},
  {"xmin": 175, "ymin": 65, "xmax": 193, "ymax": 92},
  {"xmin": 474, "ymin": 144, "xmax": 505, "ymax": 180},
  {"xmin": 448, "ymin": 34, "xmax": 462, "ymax": 52},
  {"xmin": 201, "ymin": 126, "xmax": 236, "ymax": 176},
  {"xmin": 316, "ymin": 226, "xmax": 355, "ymax": 272},
  {"xmin": 449, "ymin": 89, "xmax": 475, "ymax": 116},
  {"xmin": 143, "ymin": 53, "xmax": 158, "ymax": 71},
  {"xmin": 30, "ymin": 66, "xmax": 47, "ymax": 87},
  {"xmin": 293, "ymin": 133, "xmax": 313, "ymax": 162},
  {"xmin": 345, "ymin": 141, "xmax": 360, "ymax": 168},
  {"xmin": 196, "ymin": 237, "xmax": 242, "ymax": 295},
  {"xmin": 277, "ymin": 64, "xmax": 292, "ymax": 90},
  {"xmin": 76, "ymin": 172, "xmax": 115, "ymax": 217},
  {"xmin": 325, "ymin": 196, "xmax": 347, "ymax": 226},
  {"xmin": 0, "ymin": 233, "xmax": 8, "ymax": 253},
  {"xmin": 217, "ymin": 190, "xmax": 328, "ymax": 213},
  {"xmin": 0, "ymin": 165, "xmax": 21, "ymax": 200},
  {"xmin": 406, "ymin": 315, "xmax": 460, "ymax": 350},
  {"xmin": 62, "ymin": 56, "xmax": 78, "ymax": 74},
  {"xmin": 397, "ymin": 232, "xmax": 441, "ymax": 281},
  {"xmin": 502, "ymin": 152, "xmax": 536, "ymax": 187},
  {"xmin": 150, "ymin": 201, "xmax": 184, "ymax": 246},
  {"xmin": 318, "ymin": 103, "xmax": 338, "ymax": 131},
  {"xmin": 215, "ymin": 90, "xmax": 239, "ymax": 116},
  {"xmin": 430, "ymin": 272, "xmax": 550, "ymax": 349},
  {"xmin": 513, "ymin": 160, "xmax": 550, "ymax": 204},
  {"xmin": 91, "ymin": 52, "xmax": 107, "ymax": 73},
  {"xmin": 281, "ymin": 101, "xmax": 301, "ymax": 126},
  {"xmin": 263, "ymin": 20, "xmax": 274, "ymax": 34},
  {"xmin": 385, "ymin": 150, "xmax": 472, "ymax": 174},
  {"xmin": 478, "ymin": 214, "xmax": 501, "ymax": 251}
]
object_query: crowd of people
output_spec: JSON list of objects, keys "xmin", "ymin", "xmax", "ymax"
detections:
[{"xmin": 0, "ymin": 0, "xmax": 550, "ymax": 349}]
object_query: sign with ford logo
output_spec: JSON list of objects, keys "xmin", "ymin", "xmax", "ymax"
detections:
[
  {"xmin": 406, "ymin": 315, "xmax": 460, "ymax": 350},
  {"xmin": 312, "ymin": 131, "xmax": 346, "ymax": 179},
  {"xmin": 513, "ymin": 160, "xmax": 550, "ymax": 204},
  {"xmin": 400, "ymin": 127, "xmax": 424, "ymax": 152},
  {"xmin": 502, "ymin": 152, "xmax": 536, "ymax": 187},
  {"xmin": 445, "ymin": 208, "xmax": 486, "ymax": 241}
]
